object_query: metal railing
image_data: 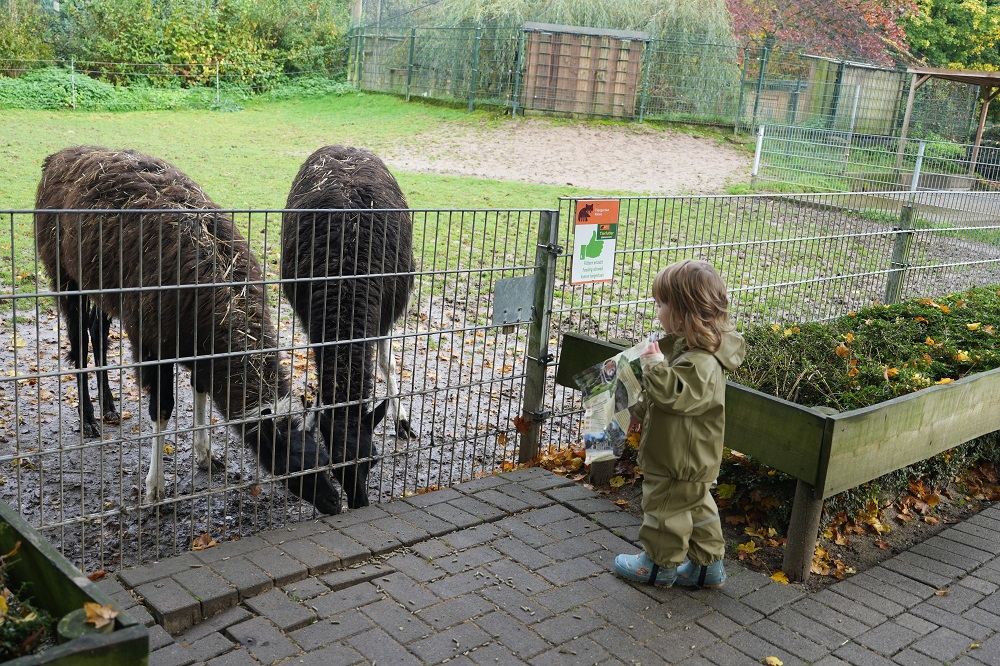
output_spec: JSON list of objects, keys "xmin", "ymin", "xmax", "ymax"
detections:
[
  {"xmin": 752, "ymin": 124, "xmax": 1000, "ymax": 194},
  {"xmin": 2, "ymin": 191, "xmax": 999, "ymax": 570}
]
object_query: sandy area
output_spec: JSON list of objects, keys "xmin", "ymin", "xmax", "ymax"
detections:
[{"xmin": 382, "ymin": 118, "xmax": 751, "ymax": 195}]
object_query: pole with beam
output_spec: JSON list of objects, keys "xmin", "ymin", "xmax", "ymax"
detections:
[{"xmin": 968, "ymin": 85, "xmax": 1000, "ymax": 175}]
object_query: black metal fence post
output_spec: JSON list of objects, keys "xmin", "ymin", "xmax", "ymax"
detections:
[
  {"xmin": 518, "ymin": 209, "xmax": 560, "ymax": 463},
  {"xmin": 468, "ymin": 27, "xmax": 482, "ymax": 112},
  {"xmin": 406, "ymin": 27, "xmax": 416, "ymax": 101}
]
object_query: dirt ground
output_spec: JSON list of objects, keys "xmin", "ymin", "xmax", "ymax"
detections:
[{"xmin": 382, "ymin": 117, "xmax": 752, "ymax": 195}]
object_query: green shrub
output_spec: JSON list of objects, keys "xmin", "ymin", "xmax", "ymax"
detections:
[
  {"xmin": 720, "ymin": 286, "xmax": 1000, "ymax": 529},
  {"xmin": 0, "ymin": 0, "xmax": 55, "ymax": 65}
]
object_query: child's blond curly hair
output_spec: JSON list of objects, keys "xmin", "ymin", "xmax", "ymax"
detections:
[{"xmin": 652, "ymin": 259, "xmax": 733, "ymax": 353}]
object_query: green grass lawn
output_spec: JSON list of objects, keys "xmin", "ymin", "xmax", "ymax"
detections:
[{"xmin": 0, "ymin": 92, "xmax": 609, "ymax": 210}]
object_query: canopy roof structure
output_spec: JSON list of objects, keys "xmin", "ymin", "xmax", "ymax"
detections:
[{"xmin": 899, "ymin": 67, "xmax": 1000, "ymax": 170}]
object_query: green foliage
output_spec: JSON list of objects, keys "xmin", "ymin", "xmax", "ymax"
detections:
[
  {"xmin": 904, "ymin": 0, "xmax": 1000, "ymax": 70},
  {"xmin": 0, "ymin": 0, "xmax": 54, "ymax": 64},
  {"xmin": 0, "ymin": 535, "xmax": 55, "ymax": 660},
  {"xmin": 732, "ymin": 286, "xmax": 1000, "ymax": 411},
  {"xmin": 0, "ymin": 66, "xmax": 359, "ymax": 110},
  {"xmin": 376, "ymin": 0, "xmax": 735, "ymax": 44},
  {"xmin": 2, "ymin": 0, "xmax": 350, "ymax": 89},
  {"xmin": 721, "ymin": 286, "xmax": 1000, "ymax": 530}
]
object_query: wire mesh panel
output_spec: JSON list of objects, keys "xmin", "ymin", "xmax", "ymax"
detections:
[
  {"xmin": 519, "ymin": 24, "xmax": 647, "ymax": 118},
  {"xmin": 640, "ymin": 40, "xmax": 744, "ymax": 124},
  {"xmin": 357, "ymin": 27, "xmax": 519, "ymax": 108},
  {"xmin": 542, "ymin": 193, "xmax": 1000, "ymax": 450},
  {"xmin": 0, "ymin": 206, "xmax": 544, "ymax": 572},
  {"xmin": 754, "ymin": 125, "xmax": 1000, "ymax": 193}
]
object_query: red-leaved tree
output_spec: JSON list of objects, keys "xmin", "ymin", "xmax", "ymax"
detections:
[{"xmin": 728, "ymin": 0, "xmax": 916, "ymax": 66}]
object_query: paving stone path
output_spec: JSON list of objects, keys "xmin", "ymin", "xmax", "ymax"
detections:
[{"xmin": 99, "ymin": 468, "xmax": 1000, "ymax": 665}]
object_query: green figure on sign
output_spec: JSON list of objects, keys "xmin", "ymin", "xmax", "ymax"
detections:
[{"xmin": 581, "ymin": 229, "xmax": 604, "ymax": 260}]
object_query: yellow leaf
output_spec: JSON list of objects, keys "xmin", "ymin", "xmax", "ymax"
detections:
[
  {"xmin": 770, "ymin": 571, "xmax": 790, "ymax": 584},
  {"xmin": 835, "ymin": 344, "xmax": 850, "ymax": 358},
  {"xmin": 192, "ymin": 533, "xmax": 219, "ymax": 551},
  {"xmin": 764, "ymin": 657, "xmax": 784, "ymax": 666},
  {"xmin": 925, "ymin": 336, "xmax": 935, "ymax": 345},
  {"xmin": 954, "ymin": 350, "xmax": 971, "ymax": 362},
  {"xmin": 737, "ymin": 540, "xmax": 760, "ymax": 554},
  {"xmin": 844, "ymin": 333, "xmax": 855, "ymax": 343},
  {"xmin": 968, "ymin": 322, "xmax": 981, "ymax": 330},
  {"xmin": 715, "ymin": 483, "xmax": 736, "ymax": 499},
  {"xmin": 163, "ymin": 443, "xmax": 175, "ymax": 455},
  {"xmin": 13, "ymin": 336, "xmax": 25, "ymax": 349},
  {"xmin": 609, "ymin": 476, "xmax": 625, "ymax": 488},
  {"xmin": 83, "ymin": 602, "xmax": 119, "ymax": 629},
  {"xmin": 935, "ymin": 378, "xmax": 954, "ymax": 385},
  {"xmin": 0, "ymin": 594, "xmax": 7, "ymax": 618}
]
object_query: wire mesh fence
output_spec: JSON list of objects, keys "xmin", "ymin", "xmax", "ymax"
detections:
[
  {"xmin": 540, "ymin": 192, "xmax": 1000, "ymax": 451},
  {"xmin": 752, "ymin": 124, "xmax": 1000, "ymax": 193},
  {"xmin": 0, "ymin": 47, "xmax": 351, "ymax": 109},
  {"xmin": 349, "ymin": 26, "xmax": 983, "ymax": 141},
  {"xmin": 2, "ymin": 192, "xmax": 999, "ymax": 570},
  {"xmin": 1, "ymin": 207, "xmax": 541, "ymax": 572}
]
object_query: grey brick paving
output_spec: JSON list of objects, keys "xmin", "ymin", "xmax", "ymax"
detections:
[
  {"xmin": 205, "ymin": 647, "xmax": 261, "ymax": 665},
  {"xmin": 243, "ymin": 588, "xmax": 315, "ymax": 632},
  {"xmin": 136, "ymin": 577, "xmax": 201, "ymax": 634},
  {"xmin": 116, "ymin": 472, "xmax": 999, "ymax": 666},
  {"xmin": 225, "ymin": 616, "xmax": 300, "ymax": 663}
]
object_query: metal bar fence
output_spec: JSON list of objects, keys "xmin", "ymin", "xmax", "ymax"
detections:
[
  {"xmin": 0, "ymin": 207, "xmax": 544, "ymax": 573},
  {"xmin": 540, "ymin": 192, "xmax": 1000, "ymax": 452},
  {"xmin": 2, "ymin": 36, "xmax": 985, "ymax": 142},
  {"xmin": 753, "ymin": 124, "xmax": 1000, "ymax": 194},
  {"xmin": 2, "ymin": 192, "xmax": 999, "ymax": 570}
]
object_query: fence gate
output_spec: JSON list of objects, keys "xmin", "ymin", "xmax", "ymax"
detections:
[{"xmin": 520, "ymin": 23, "xmax": 649, "ymax": 117}]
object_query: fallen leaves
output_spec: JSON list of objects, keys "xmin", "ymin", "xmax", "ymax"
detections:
[
  {"xmin": 191, "ymin": 533, "xmax": 219, "ymax": 551},
  {"xmin": 770, "ymin": 571, "xmax": 789, "ymax": 584},
  {"xmin": 811, "ymin": 547, "xmax": 853, "ymax": 579},
  {"xmin": 83, "ymin": 602, "xmax": 118, "ymax": 629}
]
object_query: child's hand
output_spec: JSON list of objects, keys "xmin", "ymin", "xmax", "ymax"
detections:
[{"xmin": 642, "ymin": 341, "xmax": 661, "ymax": 356}]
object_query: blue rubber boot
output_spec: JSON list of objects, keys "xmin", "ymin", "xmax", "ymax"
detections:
[
  {"xmin": 674, "ymin": 559, "xmax": 727, "ymax": 588},
  {"xmin": 613, "ymin": 552, "xmax": 676, "ymax": 587}
]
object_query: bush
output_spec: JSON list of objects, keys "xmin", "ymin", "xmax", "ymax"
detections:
[
  {"xmin": 719, "ymin": 285, "xmax": 1000, "ymax": 530},
  {"xmin": 0, "ymin": 0, "xmax": 55, "ymax": 66},
  {"xmin": 2, "ymin": 0, "xmax": 350, "ymax": 90}
]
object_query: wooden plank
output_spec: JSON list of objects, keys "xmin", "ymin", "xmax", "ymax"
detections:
[
  {"xmin": 820, "ymin": 365, "xmax": 1000, "ymax": 498},
  {"xmin": 724, "ymin": 382, "xmax": 827, "ymax": 485},
  {"xmin": 556, "ymin": 332, "xmax": 827, "ymax": 484}
]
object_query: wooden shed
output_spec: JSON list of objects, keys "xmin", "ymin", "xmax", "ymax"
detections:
[{"xmin": 520, "ymin": 23, "xmax": 650, "ymax": 117}]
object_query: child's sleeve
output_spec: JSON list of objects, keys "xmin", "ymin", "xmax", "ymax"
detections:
[{"xmin": 640, "ymin": 355, "xmax": 719, "ymax": 416}]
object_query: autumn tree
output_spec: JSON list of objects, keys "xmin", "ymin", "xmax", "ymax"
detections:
[
  {"xmin": 903, "ymin": 0, "xmax": 1000, "ymax": 70},
  {"xmin": 727, "ymin": 0, "xmax": 916, "ymax": 66}
]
